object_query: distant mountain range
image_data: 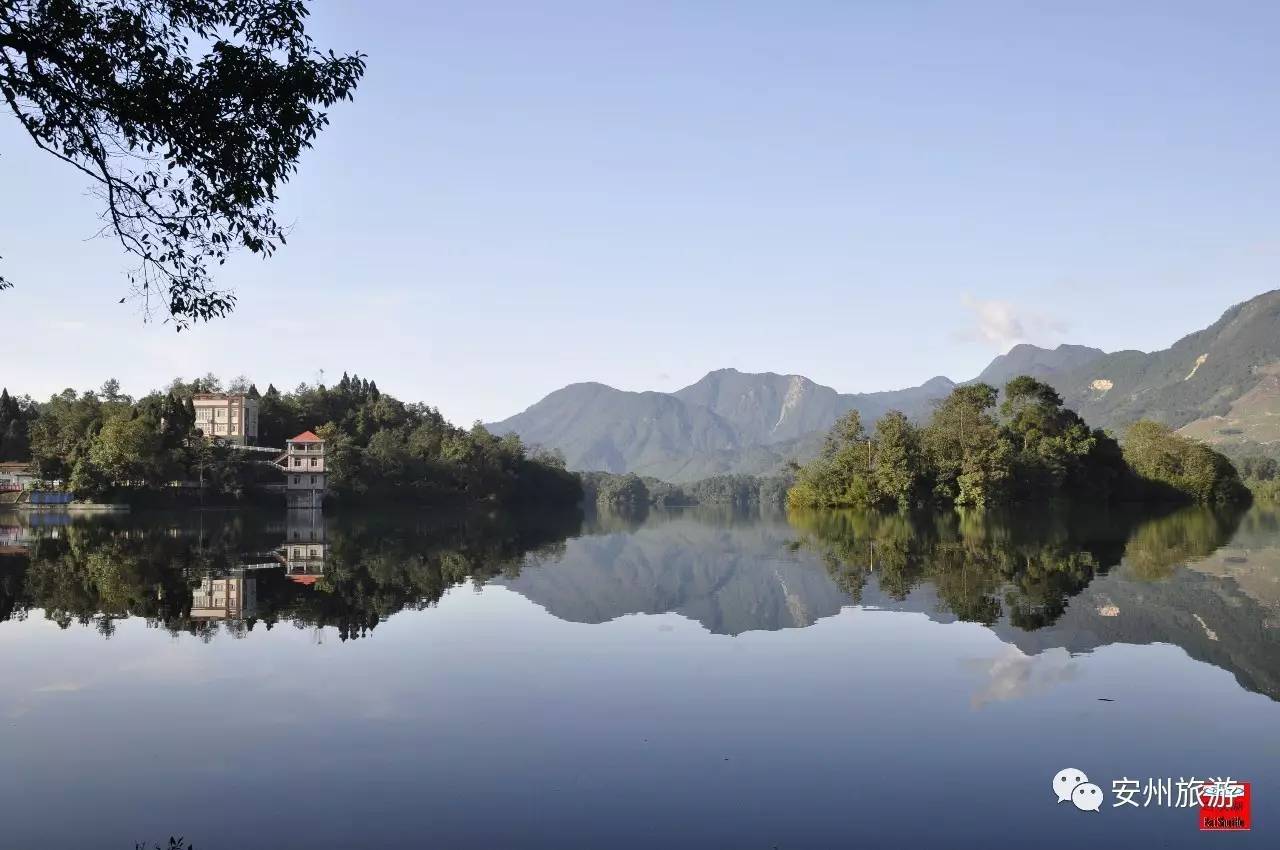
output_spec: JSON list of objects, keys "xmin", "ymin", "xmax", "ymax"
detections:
[{"xmin": 490, "ymin": 290, "xmax": 1280, "ymax": 482}]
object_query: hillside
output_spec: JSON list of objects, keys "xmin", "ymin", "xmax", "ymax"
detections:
[
  {"xmin": 488, "ymin": 382, "xmax": 743, "ymax": 480},
  {"xmin": 672, "ymin": 369, "xmax": 954, "ymax": 445},
  {"xmin": 489, "ymin": 370, "xmax": 956, "ymax": 482},
  {"xmin": 1048, "ymin": 290, "xmax": 1280, "ymax": 440}
]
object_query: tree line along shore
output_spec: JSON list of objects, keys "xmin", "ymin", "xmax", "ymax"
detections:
[{"xmin": 1, "ymin": 374, "xmax": 1274, "ymax": 511}]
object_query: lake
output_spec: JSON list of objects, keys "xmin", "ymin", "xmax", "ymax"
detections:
[{"xmin": 1, "ymin": 503, "xmax": 1276, "ymax": 848}]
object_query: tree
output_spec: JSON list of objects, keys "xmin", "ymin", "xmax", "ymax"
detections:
[
  {"xmin": 0, "ymin": 387, "xmax": 35, "ymax": 461},
  {"xmin": 88, "ymin": 412, "xmax": 163, "ymax": 486},
  {"xmin": 999, "ymin": 376, "xmax": 1117, "ymax": 496},
  {"xmin": 594, "ymin": 472, "xmax": 649, "ymax": 509},
  {"xmin": 923, "ymin": 383, "xmax": 1011, "ymax": 505},
  {"xmin": 872, "ymin": 411, "xmax": 927, "ymax": 509},
  {"xmin": 28, "ymin": 388, "xmax": 105, "ymax": 478},
  {"xmin": 788, "ymin": 410, "xmax": 876, "ymax": 508},
  {"xmin": 0, "ymin": 0, "xmax": 365, "ymax": 325},
  {"xmin": 97, "ymin": 378, "xmax": 124, "ymax": 403}
]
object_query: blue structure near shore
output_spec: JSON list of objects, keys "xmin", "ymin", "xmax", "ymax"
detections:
[{"xmin": 26, "ymin": 491, "xmax": 73, "ymax": 505}]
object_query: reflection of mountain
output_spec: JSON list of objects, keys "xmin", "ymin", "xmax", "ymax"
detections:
[
  {"xmin": 499, "ymin": 512, "xmax": 849, "ymax": 635},
  {"xmin": 807, "ymin": 507, "xmax": 1280, "ymax": 701},
  {"xmin": 853, "ymin": 562, "xmax": 1280, "ymax": 701},
  {"xmin": 996, "ymin": 567, "xmax": 1280, "ymax": 700},
  {"xmin": 3, "ymin": 503, "xmax": 1277, "ymax": 701},
  {"xmin": 502, "ymin": 505, "xmax": 1280, "ymax": 702}
]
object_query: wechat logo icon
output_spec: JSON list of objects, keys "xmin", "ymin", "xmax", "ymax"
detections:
[{"xmin": 1053, "ymin": 768, "xmax": 1104, "ymax": 812}]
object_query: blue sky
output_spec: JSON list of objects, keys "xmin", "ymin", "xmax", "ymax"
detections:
[{"xmin": 2, "ymin": 1, "xmax": 1278, "ymax": 424}]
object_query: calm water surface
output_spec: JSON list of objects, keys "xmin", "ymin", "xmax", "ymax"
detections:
[{"xmin": 1, "ymin": 504, "xmax": 1277, "ymax": 848}]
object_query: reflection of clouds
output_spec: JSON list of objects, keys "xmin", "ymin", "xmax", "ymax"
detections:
[{"xmin": 964, "ymin": 646, "xmax": 1080, "ymax": 708}]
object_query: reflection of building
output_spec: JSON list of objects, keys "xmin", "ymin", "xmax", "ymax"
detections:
[
  {"xmin": 283, "ymin": 431, "xmax": 326, "ymax": 509},
  {"xmin": 192, "ymin": 393, "xmax": 259, "ymax": 444},
  {"xmin": 0, "ymin": 512, "xmax": 69, "ymax": 553},
  {"xmin": 281, "ymin": 512, "xmax": 327, "ymax": 584},
  {"xmin": 0, "ymin": 523, "xmax": 28, "ymax": 554},
  {"xmin": 190, "ymin": 575, "xmax": 258, "ymax": 620}
]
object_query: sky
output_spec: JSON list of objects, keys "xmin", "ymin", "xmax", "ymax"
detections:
[{"xmin": 2, "ymin": 0, "xmax": 1279, "ymax": 424}]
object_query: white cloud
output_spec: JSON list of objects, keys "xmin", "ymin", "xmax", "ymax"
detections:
[{"xmin": 958, "ymin": 295, "xmax": 1068, "ymax": 351}]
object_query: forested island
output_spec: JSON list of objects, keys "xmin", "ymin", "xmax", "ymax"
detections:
[{"xmin": 787, "ymin": 377, "xmax": 1250, "ymax": 509}]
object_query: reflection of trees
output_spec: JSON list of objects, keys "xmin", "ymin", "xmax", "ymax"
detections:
[
  {"xmin": 255, "ymin": 511, "xmax": 578, "ymax": 640},
  {"xmin": 1122, "ymin": 506, "xmax": 1247, "ymax": 581},
  {"xmin": 583, "ymin": 505, "xmax": 650, "ymax": 535},
  {"xmin": 0, "ymin": 508, "xmax": 581, "ymax": 641},
  {"xmin": 789, "ymin": 503, "xmax": 1243, "ymax": 630}
]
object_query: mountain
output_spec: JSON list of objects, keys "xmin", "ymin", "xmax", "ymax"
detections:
[
  {"xmin": 490, "ymin": 291, "xmax": 1280, "ymax": 480},
  {"xmin": 489, "ymin": 382, "xmax": 742, "ymax": 481},
  {"xmin": 489, "ymin": 370, "xmax": 958, "ymax": 482},
  {"xmin": 672, "ymin": 369, "xmax": 955, "ymax": 445},
  {"xmin": 974, "ymin": 343, "xmax": 1106, "ymax": 387},
  {"xmin": 1044, "ymin": 290, "xmax": 1280, "ymax": 442}
]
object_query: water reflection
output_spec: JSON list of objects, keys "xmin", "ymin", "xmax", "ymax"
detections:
[
  {"xmin": 0, "ymin": 508, "xmax": 580, "ymax": 641},
  {"xmin": 1, "ymin": 502, "xmax": 1278, "ymax": 701}
]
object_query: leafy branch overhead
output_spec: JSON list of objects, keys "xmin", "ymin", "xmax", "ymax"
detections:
[{"xmin": 0, "ymin": 0, "xmax": 365, "ymax": 326}]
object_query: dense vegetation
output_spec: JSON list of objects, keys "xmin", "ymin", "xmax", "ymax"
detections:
[
  {"xmin": 1121, "ymin": 421, "xmax": 1249, "ymax": 503},
  {"xmin": 1214, "ymin": 441, "xmax": 1280, "ymax": 502},
  {"xmin": 0, "ymin": 376, "xmax": 580, "ymax": 507},
  {"xmin": 0, "ymin": 388, "xmax": 37, "ymax": 461},
  {"xmin": 788, "ymin": 377, "xmax": 1246, "ymax": 510},
  {"xmin": 581, "ymin": 471, "xmax": 791, "ymax": 510}
]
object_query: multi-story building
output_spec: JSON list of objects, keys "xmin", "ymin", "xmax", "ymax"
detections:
[
  {"xmin": 191, "ymin": 393, "xmax": 259, "ymax": 444},
  {"xmin": 282, "ymin": 430, "xmax": 326, "ymax": 509}
]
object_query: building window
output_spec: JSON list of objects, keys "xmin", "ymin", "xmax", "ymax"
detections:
[
  {"xmin": 292, "ymin": 476, "xmax": 299, "ymax": 485},
  {"xmin": 293, "ymin": 458, "xmax": 301, "ymax": 467},
  {"xmin": 311, "ymin": 475, "xmax": 317, "ymax": 485},
  {"xmin": 310, "ymin": 458, "xmax": 318, "ymax": 467}
]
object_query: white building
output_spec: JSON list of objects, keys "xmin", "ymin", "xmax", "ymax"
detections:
[
  {"xmin": 192, "ymin": 393, "xmax": 259, "ymax": 444},
  {"xmin": 0, "ymin": 462, "xmax": 38, "ymax": 491},
  {"xmin": 282, "ymin": 431, "xmax": 326, "ymax": 509}
]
